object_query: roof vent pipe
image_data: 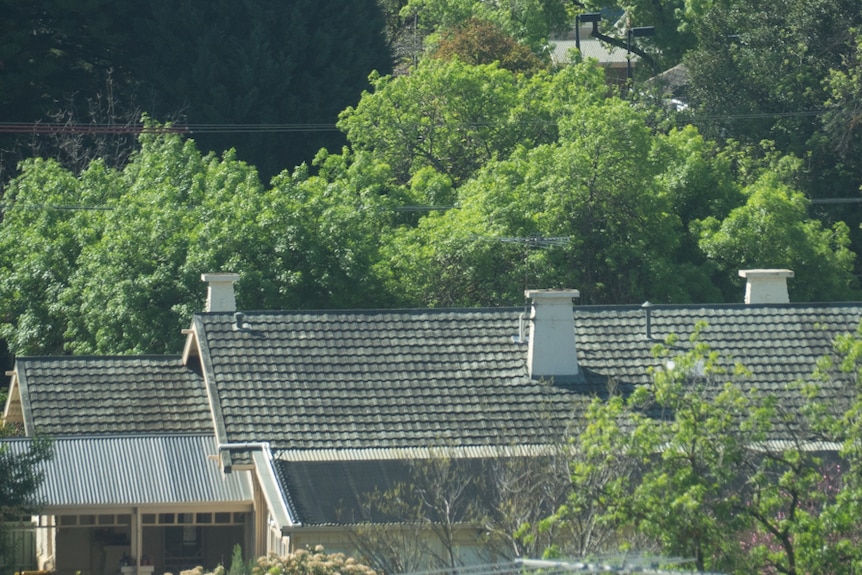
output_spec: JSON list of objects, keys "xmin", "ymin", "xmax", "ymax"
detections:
[
  {"xmin": 525, "ymin": 289, "xmax": 580, "ymax": 379},
  {"xmin": 512, "ymin": 312, "xmax": 528, "ymax": 344},
  {"xmin": 642, "ymin": 301, "xmax": 653, "ymax": 339},
  {"xmin": 739, "ymin": 269, "xmax": 794, "ymax": 304},
  {"xmin": 202, "ymin": 272, "xmax": 240, "ymax": 312}
]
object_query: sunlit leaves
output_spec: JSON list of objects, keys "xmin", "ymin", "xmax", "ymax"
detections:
[{"xmin": 694, "ymin": 172, "xmax": 857, "ymax": 302}]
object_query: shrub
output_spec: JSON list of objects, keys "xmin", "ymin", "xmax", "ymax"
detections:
[{"xmin": 181, "ymin": 546, "xmax": 376, "ymax": 575}]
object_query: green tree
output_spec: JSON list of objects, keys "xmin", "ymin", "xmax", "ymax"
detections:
[
  {"xmin": 339, "ymin": 59, "xmax": 525, "ymax": 190},
  {"xmin": 378, "ymin": 94, "xmax": 732, "ymax": 306},
  {"xmin": 0, "ymin": 132, "xmax": 398, "ymax": 356},
  {"xmin": 567, "ymin": 326, "xmax": 858, "ymax": 574},
  {"xmin": 693, "ymin": 161, "xmax": 859, "ymax": 302},
  {"xmin": 399, "ymin": 0, "xmax": 572, "ymax": 53},
  {"xmin": 0, "ymin": 435, "xmax": 52, "ymax": 575},
  {"xmin": 339, "ymin": 59, "xmax": 609, "ymax": 198},
  {"xmin": 0, "ymin": 1, "xmax": 392, "ymax": 184},
  {"xmin": 127, "ymin": 0, "xmax": 392, "ymax": 181},
  {"xmin": 431, "ymin": 18, "xmax": 545, "ymax": 74},
  {"xmin": 0, "ymin": 0, "xmax": 135, "ymax": 124},
  {"xmin": 823, "ymin": 30, "xmax": 862, "ymax": 166},
  {"xmin": 0, "ymin": 157, "xmax": 97, "ymax": 356},
  {"xmin": 682, "ymin": 0, "xmax": 862, "ymax": 209}
]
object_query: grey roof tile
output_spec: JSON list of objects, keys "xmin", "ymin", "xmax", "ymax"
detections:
[
  {"xmin": 17, "ymin": 356, "xmax": 210, "ymax": 435},
  {"xmin": 195, "ymin": 303, "xmax": 862, "ymax": 453}
]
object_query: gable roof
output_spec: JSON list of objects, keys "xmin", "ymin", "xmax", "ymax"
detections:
[
  {"xmin": 194, "ymin": 302, "xmax": 862, "ymax": 456},
  {"xmin": 195, "ymin": 308, "xmax": 591, "ymax": 454},
  {"xmin": 0, "ymin": 434, "xmax": 253, "ymax": 512},
  {"xmin": 10, "ymin": 356, "xmax": 210, "ymax": 436}
]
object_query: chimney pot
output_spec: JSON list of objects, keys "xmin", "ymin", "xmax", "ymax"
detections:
[
  {"xmin": 202, "ymin": 272, "xmax": 240, "ymax": 312},
  {"xmin": 738, "ymin": 269, "xmax": 793, "ymax": 304},
  {"xmin": 524, "ymin": 289, "xmax": 579, "ymax": 379}
]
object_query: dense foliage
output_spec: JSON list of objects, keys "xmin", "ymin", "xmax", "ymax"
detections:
[
  {"xmin": 0, "ymin": 0, "xmax": 392, "ymax": 182},
  {"xmin": 2, "ymin": 55, "xmax": 860, "ymax": 356},
  {"xmin": 561, "ymin": 323, "xmax": 862, "ymax": 574}
]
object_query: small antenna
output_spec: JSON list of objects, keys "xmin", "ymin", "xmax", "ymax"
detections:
[
  {"xmin": 497, "ymin": 235, "xmax": 570, "ymax": 248},
  {"xmin": 482, "ymin": 235, "xmax": 571, "ymax": 345},
  {"xmin": 493, "ymin": 235, "xmax": 571, "ymax": 292}
]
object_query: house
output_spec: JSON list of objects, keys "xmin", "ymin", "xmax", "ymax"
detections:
[
  {"xmin": 549, "ymin": 26, "xmax": 629, "ymax": 83},
  {"xmin": 3, "ymin": 269, "xmax": 861, "ymax": 575}
]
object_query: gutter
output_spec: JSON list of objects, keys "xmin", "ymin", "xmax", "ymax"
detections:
[{"xmin": 217, "ymin": 442, "xmax": 299, "ymax": 530}]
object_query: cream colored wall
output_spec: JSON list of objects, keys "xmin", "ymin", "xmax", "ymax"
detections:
[{"xmin": 36, "ymin": 516, "xmax": 55, "ymax": 571}]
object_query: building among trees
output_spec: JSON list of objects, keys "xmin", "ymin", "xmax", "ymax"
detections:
[{"xmin": 3, "ymin": 270, "xmax": 862, "ymax": 574}]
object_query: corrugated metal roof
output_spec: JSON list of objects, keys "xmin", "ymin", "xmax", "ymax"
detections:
[
  {"xmin": 551, "ymin": 39, "xmax": 629, "ymax": 65},
  {"xmin": 0, "ymin": 434, "xmax": 252, "ymax": 508},
  {"xmin": 275, "ymin": 444, "xmax": 560, "ymax": 462}
]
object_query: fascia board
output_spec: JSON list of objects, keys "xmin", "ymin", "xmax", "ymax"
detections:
[
  {"xmin": 252, "ymin": 449, "xmax": 297, "ymax": 531},
  {"xmin": 194, "ymin": 315, "xmax": 232, "ymax": 470}
]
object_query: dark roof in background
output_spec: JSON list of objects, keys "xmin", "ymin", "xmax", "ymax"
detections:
[
  {"xmin": 0, "ymin": 434, "xmax": 252, "ymax": 509},
  {"xmin": 16, "ymin": 356, "xmax": 210, "ymax": 435},
  {"xmin": 196, "ymin": 302, "xmax": 862, "ymax": 453},
  {"xmin": 273, "ymin": 457, "xmax": 505, "ymax": 526},
  {"xmin": 274, "ymin": 459, "xmax": 412, "ymax": 525}
]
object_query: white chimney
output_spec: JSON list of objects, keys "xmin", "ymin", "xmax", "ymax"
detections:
[
  {"xmin": 738, "ymin": 269, "xmax": 793, "ymax": 304},
  {"xmin": 525, "ymin": 289, "xmax": 580, "ymax": 379},
  {"xmin": 202, "ymin": 272, "xmax": 240, "ymax": 312}
]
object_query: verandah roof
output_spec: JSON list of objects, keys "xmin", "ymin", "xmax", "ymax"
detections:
[{"xmin": 0, "ymin": 434, "xmax": 252, "ymax": 511}]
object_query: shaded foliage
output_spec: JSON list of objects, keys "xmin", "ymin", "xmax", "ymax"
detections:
[{"xmin": 431, "ymin": 18, "xmax": 546, "ymax": 74}]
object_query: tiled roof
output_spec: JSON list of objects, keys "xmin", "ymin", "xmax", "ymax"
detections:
[
  {"xmin": 0, "ymin": 434, "xmax": 252, "ymax": 509},
  {"xmin": 16, "ymin": 356, "xmax": 210, "ymax": 435},
  {"xmin": 195, "ymin": 302, "xmax": 862, "ymax": 454}
]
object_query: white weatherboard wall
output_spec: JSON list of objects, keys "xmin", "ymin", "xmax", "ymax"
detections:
[
  {"xmin": 525, "ymin": 289, "xmax": 579, "ymax": 378},
  {"xmin": 739, "ymin": 269, "xmax": 794, "ymax": 304}
]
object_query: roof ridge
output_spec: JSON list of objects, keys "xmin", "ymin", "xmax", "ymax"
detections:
[
  {"xmin": 197, "ymin": 306, "xmax": 525, "ymax": 316},
  {"xmin": 194, "ymin": 301, "xmax": 862, "ymax": 317},
  {"xmin": 19, "ymin": 432, "xmax": 217, "ymax": 441}
]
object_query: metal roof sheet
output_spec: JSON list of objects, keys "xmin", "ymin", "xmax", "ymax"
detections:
[
  {"xmin": 275, "ymin": 445, "xmax": 560, "ymax": 462},
  {"xmin": 551, "ymin": 39, "xmax": 629, "ymax": 65},
  {"xmin": 0, "ymin": 434, "xmax": 252, "ymax": 509}
]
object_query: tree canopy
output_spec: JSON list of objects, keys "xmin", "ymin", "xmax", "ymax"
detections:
[
  {"xmin": 0, "ymin": 132, "xmax": 397, "ymax": 356},
  {"xmin": 0, "ymin": 0, "xmax": 392, "ymax": 183},
  {"xmin": 2, "ymin": 59, "xmax": 859, "ymax": 358},
  {"xmin": 565, "ymin": 324, "xmax": 862, "ymax": 574}
]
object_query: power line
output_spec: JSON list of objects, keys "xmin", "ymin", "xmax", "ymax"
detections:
[
  {"xmin": 0, "ymin": 108, "xmax": 833, "ymax": 136},
  {"xmin": 0, "ymin": 123, "xmax": 341, "ymax": 135},
  {"xmin": 0, "ymin": 123, "xmax": 188, "ymax": 135},
  {"xmin": 0, "ymin": 202, "xmax": 456, "ymax": 213}
]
